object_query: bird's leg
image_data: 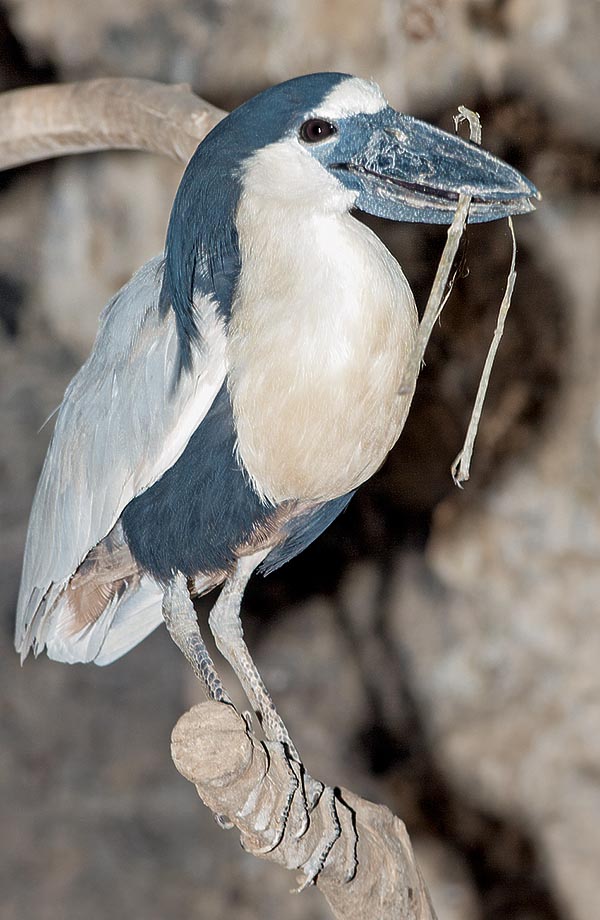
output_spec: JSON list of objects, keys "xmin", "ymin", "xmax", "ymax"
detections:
[
  {"xmin": 207, "ymin": 554, "xmax": 352, "ymax": 879},
  {"xmin": 207, "ymin": 551, "xmax": 302, "ymax": 760},
  {"xmin": 162, "ymin": 573, "xmax": 231, "ymax": 704},
  {"xmin": 209, "ymin": 554, "xmax": 320, "ymax": 827}
]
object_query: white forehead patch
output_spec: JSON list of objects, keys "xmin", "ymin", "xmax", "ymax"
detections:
[{"xmin": 312, "ymin": 77, "xmax": 388, "ymax": 120}]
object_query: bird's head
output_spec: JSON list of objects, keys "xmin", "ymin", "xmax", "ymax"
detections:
[
  {"xmin": 163, "ymin": 73, "xmax": 539, "ymax": 371},
  {"xmin": 213, "ymin": 72, "xmax": 539, "ymax": 223}
]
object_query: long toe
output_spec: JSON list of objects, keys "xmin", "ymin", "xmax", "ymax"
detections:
[
  {"xmin": 237, "ymin": 740, "xmax": 301, "ymax": 853},
  {"xmin": 296, "ymin": 786, "xmax": 342, "ymax": 890}
]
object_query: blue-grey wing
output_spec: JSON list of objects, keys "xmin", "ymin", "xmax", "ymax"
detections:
[{"xmin": 15, "ymin": 255, "xmax": 227, "ymax": 660}]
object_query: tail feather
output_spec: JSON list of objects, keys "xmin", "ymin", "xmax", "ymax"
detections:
[
  {"xmin": 94, "ymin": 577, "xmax": 164, "ymax": 665},
  {"xmin": 19, "ymin": 523, "xmax": 165, "ymax": 665}
]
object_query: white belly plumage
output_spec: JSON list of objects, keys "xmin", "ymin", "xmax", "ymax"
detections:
[{"xmin": 227, "ymin": 202, "xmax": 418, "ymax": 504}]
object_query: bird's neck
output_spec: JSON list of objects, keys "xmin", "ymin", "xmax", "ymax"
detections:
[{"xmin": 160, "ymin": 149, "xmax": 242, "ymax": 374}]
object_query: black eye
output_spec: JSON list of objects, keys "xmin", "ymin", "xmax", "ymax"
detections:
[{"xmin": 299, "ymin": 119, "xmax": 338, "ymax": 143}]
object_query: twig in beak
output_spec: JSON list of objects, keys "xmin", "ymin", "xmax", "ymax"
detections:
[
  {"xmin": 398, "ymin": 105, "xmax": 519, "ymax": 490},
  {"xmin": 398, "ymin": 107, "xmax": 481, "ymax": 396}
]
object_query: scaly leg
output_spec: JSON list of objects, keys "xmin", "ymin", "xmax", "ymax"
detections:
[
  {"xmin": 203, "ymin": 555, "xmax": 352, "ymax": 879},
  {"xmin": 162, "ymin": 573, "xmax": 230, "ymax": 703},
  {"xmin": 207, "ymin": 550, "xmax": 304, "ymax": 761}
]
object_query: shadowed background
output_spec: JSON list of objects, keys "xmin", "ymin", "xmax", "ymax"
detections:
[{"xmin": 1, "ymin": 1, "xmax": 599, "ymax": 918}]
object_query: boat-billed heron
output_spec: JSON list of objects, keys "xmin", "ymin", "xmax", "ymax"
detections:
[{"xmin": 15, "ymin": 73, "xmax": 537, "ymax": 790}]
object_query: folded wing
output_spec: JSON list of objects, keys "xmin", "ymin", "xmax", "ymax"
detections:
[{"xmin": 16, "ymin": 255, "xmax": 227, "ymax": 662}]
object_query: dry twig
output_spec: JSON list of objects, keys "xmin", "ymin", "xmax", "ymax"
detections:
[
  {"xmin": 452, "ymin": 217, "xmax": 518, "ymax": 484},
  {"xmin": 399, "ymin": 193, "xmax": 471, "ymax": 395},
  {"xmin": 398, "ymin": 106, "xmax": 518, "ymax": 488},
  {"xmin": 399, "ymin": 106, "xmax": 480, "ymax": 396}
]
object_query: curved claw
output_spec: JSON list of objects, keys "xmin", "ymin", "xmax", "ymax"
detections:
[
  {"xmin": 294, "ymin": 786, "xmax": 342, "ymax": 891},
  {"xmin": 303, "ymin": 774, "xmax": 324, "ymax": 811},
  {"xmin": 289, "ymin": 773, "xmax": 310, "ymax": 840},
  {"xmin": 241, "ymin": 830, "xmax": 281, "ymax": 856},
  {"xmin": 290, "ymin": 771, "xmax": 323, "ymax": 840},
  {"xmin": 214, "ymin": 813, "xmax": 234, "ymax": 830},
  {"xmin": 241, "ymin": 709, "xmax": 254, "ymax": 733}
]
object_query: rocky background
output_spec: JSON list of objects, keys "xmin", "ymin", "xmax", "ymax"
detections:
[{"xmin": 1, "ymin": 1, "xmax": 599, "ymax": 918}]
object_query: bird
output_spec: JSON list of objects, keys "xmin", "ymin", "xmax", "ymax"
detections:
[{"xmin": 15, "ymin": 72, "xmax": 538, "ymax": 763}]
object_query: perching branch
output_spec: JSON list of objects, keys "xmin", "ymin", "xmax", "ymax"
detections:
[
  {"xmin": 0, "ymin": 78, "xmax": 225, "ymax": 170},
  {"xmin": 172, "ymin": 702, "xmax": 437, "ymax": 920}
]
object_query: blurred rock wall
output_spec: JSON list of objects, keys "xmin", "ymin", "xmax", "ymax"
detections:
[{"xmin": 1, "ymin": 1, "xmax": 599, "ymax": 919}]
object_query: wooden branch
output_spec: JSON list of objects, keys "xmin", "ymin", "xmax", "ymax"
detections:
[
  {"xmin": 172, "ymin": 702, "xmax": 437, "ymax": 920},
  {"xmin": 0, "ymin": 78, "xmax": 226, "ymax": 169}
]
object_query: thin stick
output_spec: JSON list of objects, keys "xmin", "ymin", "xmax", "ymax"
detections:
[
  {"xmin": 451, "ymin": 218, "xmax": 518, "ymax": 484},
  {"xmin": 399, "ymin": 107, "xmax": 481, "ymax": 396},
  {"xmin": 455, "ymin": 105, "xmax": 482, "ymax": 145},
  {"xmin": 399, "ymin": 194, "xmax": 471, "ymax": 394}
]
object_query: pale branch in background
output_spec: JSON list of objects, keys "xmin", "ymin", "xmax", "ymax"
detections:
[{"xmin": 0, "ymin": 78, "xmax": 225, "ymax": 169}]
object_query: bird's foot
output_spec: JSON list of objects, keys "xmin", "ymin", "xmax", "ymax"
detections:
[
  {"xmin": 237, "ymin": 740, "xmax": 302, "ymax": 853},
  {"xmin": 172, "ymin": 702, "xmax": 357, "ymax": 887},
  {"xmin": 293, "ymin": 781, "xmax": 358, "ymax": 889},
  {"xmin": 293, "ymin": 783, "xmax": 340, "ymax": 889},
  {"xmin": 234, "ymin": 739, "xmax": 357, "ymax": 887}
]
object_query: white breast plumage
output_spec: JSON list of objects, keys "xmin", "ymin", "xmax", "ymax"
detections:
[{"xmin": 227, "ymin": 142, "xmax": 418, "ymax": 504}]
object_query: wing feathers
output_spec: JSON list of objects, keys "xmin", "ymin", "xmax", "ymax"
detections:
[{"xmin": 16, "ymin": 255, "xmax": 227, "ymax": 660}]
